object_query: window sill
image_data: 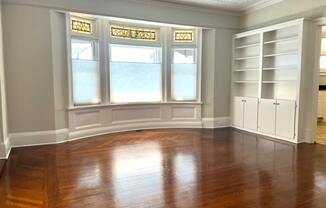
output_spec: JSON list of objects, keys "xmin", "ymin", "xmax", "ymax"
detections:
[{"xmin": 67, "ymin": 101, "xmax": 203, "ymax": 110}]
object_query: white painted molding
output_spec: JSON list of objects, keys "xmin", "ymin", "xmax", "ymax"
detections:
[
  {"xmin": 244, "ymin": 0, "xmax": 283, "ymax": 14},
  {"xmin": 0, "ymin": 143, "xmax": 6, "ymax": 159},
  {"xmin": 6, "ymin": 117, "xmax": 232, "ymax": 151},
  {"xmin": 69, "ymin": 121, "xmax": 203, "ymax": 141},
  {"xmin": 9, "ymin": 129, "xmax": 69, "ymax": 148},
  {"xmin": 314, "ymin": 17, "xmax": 326, "ymax": 26},
  {"xmin": 202, "ymin": 117, "xmax": 231, "ymax": 129},
  {"xmin": 0, "ymin": 138, "xmax": 11, "ymax": 159}
]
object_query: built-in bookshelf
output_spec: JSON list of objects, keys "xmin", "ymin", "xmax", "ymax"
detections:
[
  {"xmin": 231, "ymin": 18, "xmax": 305, "ymax": 143},
  {"xmin": 261, "ymin": 24, "xmax": 299, "ymax": 100},
  {"xmin": 232, "ymin": 33, "xmax": 261, "ymax": 98}
]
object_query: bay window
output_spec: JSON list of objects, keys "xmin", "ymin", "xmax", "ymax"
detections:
[{"xmin": 68, "ymin": 15, "xmax": 201, "ymax": 107}]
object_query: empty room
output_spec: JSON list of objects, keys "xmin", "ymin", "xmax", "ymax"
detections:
[{"xmin": 0, "ymin": 0, "xmax": 326, "ymax": 207}]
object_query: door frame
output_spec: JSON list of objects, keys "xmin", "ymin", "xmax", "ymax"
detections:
[{"xmin": 311, "ymin": 18, "xmax": 326, "ymax": 143}]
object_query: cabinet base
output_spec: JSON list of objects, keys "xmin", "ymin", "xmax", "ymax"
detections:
[{"xmin": 232, "ymin": 126, "xmax": 300, "ymax": 144}]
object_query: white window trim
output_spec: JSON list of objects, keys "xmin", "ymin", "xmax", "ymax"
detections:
[{"xmin": 66, "ymin": 14, "xmax": 203, "ymax": 109}]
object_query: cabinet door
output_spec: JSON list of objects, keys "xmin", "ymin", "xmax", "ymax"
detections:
[
  {"xmin": 233, "ymin": 97, "xmax": 244, "ymax": 128},
  {"xmin": 258, "ymin": 99, "xmax": 276, "ymax": 135},
  {"xmin": 244, "ymin": 98, "xmax": 258, "ymax": 131},
  {"xmin": 275, "ymin": 100, "xmax": 296, "ymax": 139}
]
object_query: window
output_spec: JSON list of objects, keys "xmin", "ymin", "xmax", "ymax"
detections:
[
  {"xmin": 71, "ymin": 39, "xmax": 101, "ymax": 105},
  {"xmin": 174, "ymin": 31, "xmax": 194, "ymax": 42},
  {"xmin": 321, "ymin": 38, "xmax": 326, "ymax": 70},
  {"xmin": 171, "ymin": 48, "xmax": 197, "ymax": 101},
  {"xmin": 109, "ymin": 44, "xmax": 162, "ymax": 103},
  {"xmin": 68, "ymin": 15, "xmax": 201, "ymax": 107},
  {"xmin": 110, "ymin": 25, "xmax": 157, "ymax": 41},
  {"xmin": 71, "ymin": 18, "xmax": 92, "ymax": 34}
]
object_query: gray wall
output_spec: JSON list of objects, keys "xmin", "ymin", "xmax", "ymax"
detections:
[
  {"xmin": 2, "ymin": 0, "xmax": 239, "ymax": 134},
  {"xmin": 3, "ymin": 4, "xmax": 56, "ymax": 133}
]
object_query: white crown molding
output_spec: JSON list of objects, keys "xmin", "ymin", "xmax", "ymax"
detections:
[
  {"xmin": 202, "ymin": 117, "xmax": 231, "ymax": 129},
  {"xmin": 244, "ymin": 0, "xmax": 284, "ymax": 14},
  {"xmin": 2, "ymin": 0, "xmax": 240, "ymax": 17}
]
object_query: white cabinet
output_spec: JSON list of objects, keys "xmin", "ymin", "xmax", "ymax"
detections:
[
  {"xmin": 258, "ymin": 99, "xmax": 276, "ymax": 135},
  {"xmin": 231, "ymin": 19, "xmax": 307, "ymax": 143},
  {"xmin": 244, "ymin": 97, "xmax": 258, "ymax": 131},
  {"xmin": 233, "ymin": 97, "xmax": 244, "ymax": 128},
  {"xmin": 275, "ymin": 100, "xmax": 296, "ymax": 139},
  {"xmin": 258, "ymin": 99, "xmax": 296, "ymax": 140},
  {"xmin": 232, "ymin": 97, "xmax": 258, "ymax": 131}
]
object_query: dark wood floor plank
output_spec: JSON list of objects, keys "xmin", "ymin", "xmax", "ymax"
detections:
[
  {"xmin": 0, "ymin": 159, "xmax": 5, "ymax": 177},
  {"xmin": 1, "ymin": 128, "xmax": 326, "ymax": 207}
]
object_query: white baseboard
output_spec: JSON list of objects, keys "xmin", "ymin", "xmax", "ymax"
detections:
[
  {"xmin": 6, "ymin": 117, "xmax": 230, "ymax": 152},
  {"xmin": 0, "ymin": 138, "xmax": 11, "ymax": 159},
  {"xmin": 202, "ymin": 117, "xmax": 231, "ymax": 129},
  {"xmin": 69, "ymin": 121, "xmax": 203, "ymax": 140},
  {"xmin": 9, "ymin": 129, "xmax": 69, "ymax": 148}
]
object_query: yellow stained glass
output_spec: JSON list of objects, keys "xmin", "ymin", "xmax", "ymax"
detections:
[
  {"xmin": 110, "ymin": 25, "xmax": 157, "ymax": 41},
  {"xmin": 71, "ymin": 19, "xmax": 92, "ymax": 34},
  {"xmin": 174, "ymin": 31, "xmax": 194, "ymax": 42}
]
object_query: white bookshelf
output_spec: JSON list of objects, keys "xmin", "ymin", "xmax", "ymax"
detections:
[{"xmin": 231, "ymin": 18, "xmax": 305, "ymax": 143}]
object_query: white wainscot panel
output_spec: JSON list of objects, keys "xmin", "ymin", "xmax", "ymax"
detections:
[
  {"xmin": 72, "ymin": 110, "xmax": 102, "ymax": 130},
  {"xmin": 171, "ymin": 106, "xmax": 198, "ymax": 120},
  {"xmin": 68, "ymin": 104, "xmax": 202, "ymax": 140},
  {"xmin": 111, "ymin": 106, "xmax": 162, "ymax": 124}
]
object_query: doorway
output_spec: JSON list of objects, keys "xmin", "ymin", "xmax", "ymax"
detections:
[{"xmin": 316, "ymin": 26, "xmax": 326, "ymax": 145}]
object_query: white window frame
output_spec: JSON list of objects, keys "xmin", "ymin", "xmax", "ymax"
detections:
[{"xmin": 66, "ymin": 14, "xmax": 202, "ymax": 108}]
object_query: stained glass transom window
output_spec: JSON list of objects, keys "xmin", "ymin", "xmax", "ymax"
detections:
[
  {"xmin": 110, "ymin": 25, "xmax": 157, "ymax": 41},
  {"xmin": 174, "ymin": 31, "xmax": 194, "ymax": 42},
  {"xmin": 71, "ymin": 19, "xmax": 92, "ymax": 34}
]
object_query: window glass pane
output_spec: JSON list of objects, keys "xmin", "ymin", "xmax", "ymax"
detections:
[
  {"xmin": 110, "ymin": 45, "xmax": 160, "ymax": 63},
  {"xmin": 71, "ymin": 39, "xmax": 94, "ymax": 60},
  {"xmin": 321, "ymin": 56, "xmax": 326, "ymax": 69},
  {"xmin": 110, "ymin": 45, "xmax": 162, "ymax": 103},
  {"xmin": 172, "ymin": 64, "xmax": 197, "ymax": 101},
  {"xmin": 110, "ymin": 25, "xmax": 157, "ymax": 41},
  {"xmin": 174, "ymin": 30, "xmax": 194, "ymax": 42},
  {"xmin": 321, "ymin": 38, "xmax": 326, "ymax": 55},
  {"xmin": 173, "ymin": 48, "xmax": 196, "ymax": 64},
  {"xmin": 72, "ymin": 60, "xmax": 101, "ymax": 104},
  {"xmin": 71, "ymin": 19, "xmax": 92, "ymax": 34}
]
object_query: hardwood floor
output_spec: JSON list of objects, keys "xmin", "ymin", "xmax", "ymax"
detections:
[{"xmin": 1, "ymin": 128, "xmax": 326, "ymax": 207}]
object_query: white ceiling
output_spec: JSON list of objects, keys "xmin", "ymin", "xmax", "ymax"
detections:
[{"xmin": 151, "ymin": 0, "xmax": 282, "ymax": 11}]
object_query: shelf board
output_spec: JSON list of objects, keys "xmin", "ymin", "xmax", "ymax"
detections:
[
  {"xmin": 262, "ymin": 80, "xmax": 297, "ymax": 84},
  {"xmin": 264, "ymin": 36, "xmax": 298, "ymax": 44},
  {"xmin": 234, "ymin": 56, "xmax": 260, "ymax": 60},
  {"xmin": 234, "ymin": 80, "xmax": 259, "ymax": 84},
  {"xmin": 235, "ymin": 43, "xmax": 260, "ymax": 49},
  {"xmin": 233, "ymin": 68, "xmax": 259, "ymax": 72},
  {"xmin": 263, "ymin": 65, "xmax": 297, "ymax": 71},
  {"xmin": 264, "ymin": 51, "xmax": 297, "ymax": 57}
]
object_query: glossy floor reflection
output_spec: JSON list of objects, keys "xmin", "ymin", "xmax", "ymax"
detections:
[{"xmin": 1, "ymin": 128, "xmax": 326, "ymax": 207}]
